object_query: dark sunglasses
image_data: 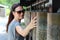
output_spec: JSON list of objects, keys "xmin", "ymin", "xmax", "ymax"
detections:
[{"xmin": 15, "ymin": 10, "xmax": 25, "ymax": 14}]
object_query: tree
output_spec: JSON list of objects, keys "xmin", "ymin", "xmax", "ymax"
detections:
[{"xmin": 0, "ymin": 0, "xmax": 20, "ymax": 8}]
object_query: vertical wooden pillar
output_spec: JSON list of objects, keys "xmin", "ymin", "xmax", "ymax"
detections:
[
  {"xmin": 31, "ymin": 12, "xmax": 47, "ymax": 40},
  {"xmin": 24, "ymin": 11, "xmax": 31, "ymax": 40},
  {"xmin": 24, "ymin": 11, "xmax": 47, "ymax": 40},
  {"xmin": 36, "ymin": 12, "xmax": 40, "ymax": 40},
  {"xmin": 24, "ymin": 11, "xmax": 31, "ymax": 26},
  {"xmin": 47, "ymin": 13, "xmax": 60, "ymax": 40},
  {"xmin": 37, "ymin": 12, "xmax": 47, "ymax": 40},
  {"xmin": 31, "ymin": 12, "xmax": 36, "ymax": 40}
]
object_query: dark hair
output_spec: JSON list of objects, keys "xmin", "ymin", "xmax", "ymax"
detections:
[{"xmin": 6, "ymin": 3, "xmax": 23, "ymax": 32}]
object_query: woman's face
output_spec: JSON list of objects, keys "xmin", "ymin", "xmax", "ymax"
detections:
[{"xmin": 13, "ymin": 6, "xmax": 24, "ymax": 20}]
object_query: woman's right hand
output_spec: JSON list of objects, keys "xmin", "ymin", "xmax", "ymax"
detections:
[{"xmin": 28, "ymin": 16, "xmax": 37, "ymax": 30}]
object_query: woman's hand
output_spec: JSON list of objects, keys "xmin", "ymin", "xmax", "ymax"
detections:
[{"xmin": 28, "ymin": 16, "xmax": 37, "ymax": 30}]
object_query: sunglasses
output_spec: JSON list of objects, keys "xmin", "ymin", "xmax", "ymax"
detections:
[{"xmin": 15, "ymin": 10, "xmax": 25, "ymax": 14}]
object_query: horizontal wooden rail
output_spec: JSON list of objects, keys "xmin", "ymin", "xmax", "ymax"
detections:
[{"xmin": 26, "ymin": 0, "xmax": 48, "ymax": 9}]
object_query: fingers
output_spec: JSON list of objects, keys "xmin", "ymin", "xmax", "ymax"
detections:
[
  {"xmin": 33, "ymin": 21, "xmax": 37, "ymax": 28},
  {"xmin": 31, "ymin": 16, "xmax": 37, "ymax": 22},
  {"xmin": 30, "ymin": 16, "xmax": 37, "ymax": 29},
  {"xmin": 32, "ymin": 19, "xmax": 37, "ymax": 24},
  {"xmin": 32, "ymin": 16, "xmax": 37, "ymax": 27},
  {"xmin": 33, "ymin": 16, "xmax": 37, "ymax": 20},
  {"xmin": 31, "ymin": 16, "xmax": 37, "ymax": 21},
  {"xmin": 34, "ymin": 26, "xmax": 37, "ymax": 28},
  {"xmin": 33, "ymin": 24, "xmax": 37, "ymax": 28}
]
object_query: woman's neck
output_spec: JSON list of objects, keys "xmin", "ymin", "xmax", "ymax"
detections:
[
  {"xmin": 14, "ymin": 18, "xmax": 19, "ymax": 22},
  {"xmin": 14, "ymin": 18, "xmax": 21, "ymax": 22}
]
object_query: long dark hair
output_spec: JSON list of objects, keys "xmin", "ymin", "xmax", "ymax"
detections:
[{"xmin": 6, "ymin": 3, "xmax": 23, "ymax": 32}]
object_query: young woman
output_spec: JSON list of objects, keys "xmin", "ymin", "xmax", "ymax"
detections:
[{"xmin": 6, "ymin": 3, "xmax": 37, "ymax": 40}]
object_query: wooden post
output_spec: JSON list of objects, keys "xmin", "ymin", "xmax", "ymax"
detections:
[
  {"xmin": 24, "ymin": 11, "xmax": 31, "ymax": 26},
  {"xmin": 47, "ymin": 13, "xmax": 60, "ymax": 40},
  {"xmin": 24, "ymin": 11, "xmax": 47, "ymax": 40},
  {"xmin": 36, "ymin": 12, "xmax": 39, "ymax": 40},
  {"xmin": 37, "ymin": 12, "xmax": 47, "ymax": 40},
  {"xmin": 24, "ymin": 11, "xmax": 31, "ymax": 40},
  {"xmin": 31, "ymin": 12, "xmax": 36, "ymax": 40}
]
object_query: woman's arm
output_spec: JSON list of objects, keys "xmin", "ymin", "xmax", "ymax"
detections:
[
  {"xmin": 16, "ymin": 25, "xmax": 31, "ymax": 37},
  {"xmin": 16, "ymin": 17, "xmax": 37, "ymax": 37}
]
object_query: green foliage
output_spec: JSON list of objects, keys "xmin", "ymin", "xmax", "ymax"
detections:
[
  {"xmin": 23, "ymin": 6, "xmax": 27, "ymax": 10},
  {"xmin": 0, "ymin": 0, "xmax": 20, "ymax": 8},
  {"xmin": 20, "ymin": 22, "xmax": 26, "ymax": 29},
  {"xmin": 20, "ymin": 22, "xmax": 26, "ymax": 26},
  {"xmin": 6, "ymin": 8, "xmax": 10, "ymax": 16},
  {"xmin": 0, "ymin": 0, "xmax": 7, "ymax": 5}
]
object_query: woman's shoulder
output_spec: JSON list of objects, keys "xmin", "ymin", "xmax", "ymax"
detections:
[
  {"xmin": 11, "ymin": 20, "xmax": 20, "ymax": 27},
  {"xmin": 8, "ymin": 20, "xmax": 20, "ymax": 30},
  {"xmin": 9, "ymin": 20, "xmax": 19, "ymax": 27}
]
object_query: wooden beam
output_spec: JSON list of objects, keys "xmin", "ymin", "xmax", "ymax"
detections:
[
  {"xmin": 24, "ymin": 11, "xmax": 31, "ymax": 40},
  {"xmin": 26, "ymin": 0, "xmax": 48, "ymax": 9},
  {"xmin": 31, "ymin": 12, "xmax": 36, "ymax": 40},
  {"xmin": 37, "ymin": 12, "xmax": 47, "ymax": 40},
  {"xmin": 47, "ymin": 13, "xmax": 60, "ymax": 40}
]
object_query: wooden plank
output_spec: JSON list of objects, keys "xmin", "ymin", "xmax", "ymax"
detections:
[
  {"xmin": 31, "ymin": 12, "xmax": 47, "ymax": 40},
  {"xmin": 24, "ymin": 11, "xmax": 31, "ymax": 26},
  {"xmin": 24, "ymin": 11, "xmax": 47, "ymax": 40},
  {"xmin": 37, "ymin": 12, "xmax": 47, "ymax": 40},
  {"xmin": 24, "ymin": 11, "xmax": 31, "ymax": 40},
  {"xmin": 47, "ymin": 13, "xmax": 60, "ymax": 40},
  {"xmin": 26, "ymin": 0, "xmax": 47, "ymax": 9},
  {"xmin": 31, "ymin": 12, "xmax": 36, "ymax": 40}
]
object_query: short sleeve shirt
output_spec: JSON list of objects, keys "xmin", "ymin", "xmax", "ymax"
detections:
[{"xmin": 8, "ymin": 20, "xmax": 24, "ymax": 40}]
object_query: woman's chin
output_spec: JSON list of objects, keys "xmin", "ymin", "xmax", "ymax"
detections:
[{"xmin": 19, "ymin": 18, "xmax": 22, "ymax": 20}]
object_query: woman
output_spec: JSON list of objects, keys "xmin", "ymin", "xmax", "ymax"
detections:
[{"xmin": 6, "ymin": 3, "xmax": 37, "ymax": 40}]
